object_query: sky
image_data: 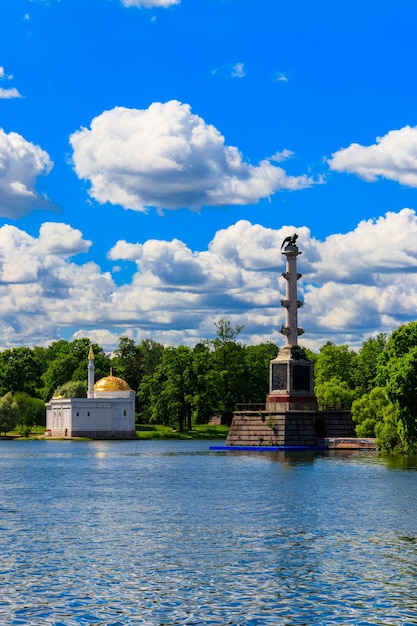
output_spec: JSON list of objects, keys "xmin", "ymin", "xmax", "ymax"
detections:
[{"xmin": 1, "ymin": 0, "xmax": 417, "ymax": 354}]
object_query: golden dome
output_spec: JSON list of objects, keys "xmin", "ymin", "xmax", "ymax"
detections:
[{"xmin": 94, "ymin": 374, "xmax": 132, "ymax": 392}]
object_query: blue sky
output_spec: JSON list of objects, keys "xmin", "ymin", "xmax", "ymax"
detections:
[{"xmin": 1, "ymin": 0, "xmax": 417, "ymax": 352}]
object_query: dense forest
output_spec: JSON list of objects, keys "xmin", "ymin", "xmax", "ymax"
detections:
[{"xmin": 2, "ymin": 319, "xmax": 417, "ymax": 453}]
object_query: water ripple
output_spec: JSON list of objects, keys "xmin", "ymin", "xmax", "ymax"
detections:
[{"xmin": 1, "ymin": 441, "xmax": 417, "ymax": 624}]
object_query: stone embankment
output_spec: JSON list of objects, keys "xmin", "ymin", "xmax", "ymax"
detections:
[{"xmin": 226, "ymin": 410, "xmax": 361, "ymax": 448}]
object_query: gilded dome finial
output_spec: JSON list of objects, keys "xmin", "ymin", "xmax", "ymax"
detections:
[{"xmin": 94, "ymin": 373, "xmax": 132, "ymax": 392}]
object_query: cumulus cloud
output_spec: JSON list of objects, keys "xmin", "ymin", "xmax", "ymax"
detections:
[
  {"xmin": 0, "ymin": 222, "xmax": 112, "ymax": 347},
  {"xmin": 293, "ymin": 209, "xmax": 417, "ymax": 348},
  {"xmin": 1, "ymin": 210, "xmax": 417, "ymax": 350},
  {"xmin": 38, "ymin": 223, "xmax": 92, "ymax": 256},
  {"xmin": 120, "ymin": 0, "xmax": 179, "ymax": 7},
  {"xmin": 0, "ymin": 129, "xmax": 53, "ymax": 218},
  {"xmin": 106, "ymin": 209, "xmax": 417, "ymax": 350},
  {"xmin": 306, "ymin": 209, "xmax": 417, "ymax": 282},
  {"xmin": 0, "ymin": 223, "xmax": 91, "ymax": 285},
  {"xmin": 328, "ymin": 125, "xmax": 417, "ymax": 186},
  {"xmin": 70, "ymin": 100, "xmax": 314, "ymax": 214}
]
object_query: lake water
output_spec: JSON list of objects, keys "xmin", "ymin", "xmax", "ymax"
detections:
[{"xmin": 1, "ymin": 440, "xmax": 417, "ymax": 625}]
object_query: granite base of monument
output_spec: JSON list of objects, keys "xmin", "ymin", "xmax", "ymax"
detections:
[{"xmin": 222, "ymin": 408, "xmax": 356, "ymax": 449}]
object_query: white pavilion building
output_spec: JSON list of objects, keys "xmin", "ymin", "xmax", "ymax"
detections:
[{"xmin": 45, "ymin": 346, "xmax": 136, "ymax": 438}]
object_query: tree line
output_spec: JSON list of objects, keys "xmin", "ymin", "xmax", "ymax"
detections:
[
  {"xmin": 310, "ymin": 322, "xmax": 417, "ymax": 454},
  {"xmin": 0, "ymin": 321, "xmax": 277, "ymax": 437},
  {"xmin": 1, "ymin": 319, "xmax": 417, "ymax": 453}
]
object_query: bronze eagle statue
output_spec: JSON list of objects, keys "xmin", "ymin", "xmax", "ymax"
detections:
[{"xmin": 280, "ymin": 233, "xmax": 298, "ymax": 249}]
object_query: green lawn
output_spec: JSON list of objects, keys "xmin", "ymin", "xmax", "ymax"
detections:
[
  {"xmin": 1, "ymin": 424, "xmax": 229, "ymax": 440},
  {"xmin": 135, "ymin": 423, "xmax": 229, "ymax": 440}
]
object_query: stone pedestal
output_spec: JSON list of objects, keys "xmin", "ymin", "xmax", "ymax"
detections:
[
  {"xmin": 267, "ymin": 345, "xmax": 318, "ymax": 411},
  {"xmin": 225, "ymin": 409, "xmax": 355, "ymax": 447}
]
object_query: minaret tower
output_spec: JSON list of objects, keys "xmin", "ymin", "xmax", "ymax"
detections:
[
  {"xmin": 266, "ymin": 234, "xmax": 318, "ymax": 411},
  {"xmin": 87, "ymin": 344, "xmax": 95, "ymax": 398}
]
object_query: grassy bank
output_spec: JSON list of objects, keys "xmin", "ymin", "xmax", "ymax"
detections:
[
  {"xmin": 1, "ymin": 424, "xmax": 229, "ymax": 440},
  {"xmin": 135, "ymin": 423, "xmax": 229, "ymax": 440}
]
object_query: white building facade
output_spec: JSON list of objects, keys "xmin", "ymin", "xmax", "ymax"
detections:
[{"xmin": 45, "ymin": 347, "xmax": 136, "ymax": 439}]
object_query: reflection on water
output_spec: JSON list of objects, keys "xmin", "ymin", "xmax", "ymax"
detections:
[{"xmin": 1, "ymin": 440, "xmax": 417, "ymax": 624}]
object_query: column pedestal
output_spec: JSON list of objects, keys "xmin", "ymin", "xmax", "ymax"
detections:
[{"xmin": 267, "ymin": 345, "xmax": 318, "ymax": 411}]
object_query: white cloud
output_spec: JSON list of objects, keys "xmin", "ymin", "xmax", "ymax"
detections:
[
  {"xmin": 0, "ymin": 66, "xmax": 21, "ymax": 99},
  {"xmin": 71, "ymin": 328, "xmax": 129, "ymax": 354},
  {"xmin": 38, "ymin": 223, "xmax": 92, "ymax": 256},
  {"xmin": 108, "ymin": 240, "xmax": 142, "ymax": 262},
  {"xmin": 0, "ymin": 227, "xmax": 42, "ymax": 283},
  {"xmin": 0, "ymin": 88, "xmax": 22, "ymax": 99},
  {"xmin": 305, "ymin": 208, "xmax": 417, "ymax": 283},
  {"xmin": 208, "ymin": 220, "xmax": 310, "ymax": 271},
  {"xmin": 275, "ymin": 72, "xmax": 289, "ymax": 83},
  {"xmin": 1, "ymin": 210, "xmax": 417, "ymax": 351},
  {"xmin": 212, "ymin": 62, "xmax": 248, "ymax": 79},
  {"xmin": 0, "ymin": 223, "xmax": 91, "ymax": 285},
  {"xmin": 231, "ymin": 62, "xmax": 245, "ymax": 78},
  {"xmin": 270, "ymin": 149, "xmax": 294, "ymax": 162},
  {"xmin": 0, "ymin": 223, "xmax": 105, "ymax": 347},
  {"xmin": 0, "ymin": 67, "xmax": 11, "ymax": 80},
  {"xmin": 0, "ymin": 129, "xmax": 53, "ymax": 218},
  {"xmin": 106, "ymin": 209, "xmax": 417, "ymax": 350},
  {"xmin": 120, "ymin": 0, "xmax": 179, "ymax": 7},
  {"xmin": 70, "ymin": 100, "xmax": 314, "ymax": 214},
  {"xmin": 328, "ymin": 125, "xmax": 417, "ymax": 186}
]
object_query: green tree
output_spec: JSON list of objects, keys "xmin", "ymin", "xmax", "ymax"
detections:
[
  {"xmin": 41, "ymin": 339, "xmax": 109, "ymax": 400},
  {"xmin": 41, "ymin": 352, "xmax": 78, "ymax": 400},
  {"xmin": 371, "ymin": 322, "xmax": 417, "ymax": 452},
  {"xmin": 377, "ymin": 322, "xmax": 417, "ymax": 387},
  {"xmin": 166, "ymin": 345, "xmax": 193, "ymax": 431},
  {"xmin": 243, "ymin": 342, "xmax": 279, "ymax": 403},
  {"xmin": 135, "ymin": 339, "xmax": 165, "ymax": 421},
  {"xmin": 315, "ymin": 377, "xmax": 356, "ymax": 410},
  {"xmin": 139, "ymin": 346, "xmax": 193, "ymax": 431},
  {"xmin": 53, "ymin": 380, "xmax": 87, "ymax": 398},
  {"xmin": 138, "ymin": 369, "xmax": 168, "ymax": 426},
  {"xmin": 381, "ymin": 347, "xmax": 417, "ymax": 452},
  {"xmin": 211, "ymin": 319, "xmax": 244, "ymax": 347},
  {"xmin": 354, "ymin": 333, "xmax": 387, "ymax": 394},
  {"xmin": 71, "ymin": 339, "xmax": 110, "ymax": 382},
  {"xmin": 351, "ymin": 387, "xmax": 393, "ymax": 437},
  {"xmin": 208, "ymin": 320, "xmax": 246, "ymax": 424},
  {"xmin": 111, "ymin": 336, "xmax": 142, "ymax": 391},
  {"xmin": 0, "ymin": 392, "xmax": 20, "ymax": 436},
  {"xmin": 138, "ymin": 339, "xmax": 165, "ymax": 377},
  {"xmin": 189, "ymin": 342, "xmax": 219, "ymax": 424},
  {"xmin": 0, "ymin": 347, "xmax": 42, "ymax": 397},
  {"xmin": 314, "ymin": 342, "xmax": 357, "ymax": 388},
  {"xmin": 14, "ymin": 392, "xmax": 45, "ymax": 436},
  {"xmin": 383, "ymin": 321, "xmax": 417, "ymax": 359},
  {"xmin": 375, "ymin": 412, "xmax": 402, "ymax": 453}
]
